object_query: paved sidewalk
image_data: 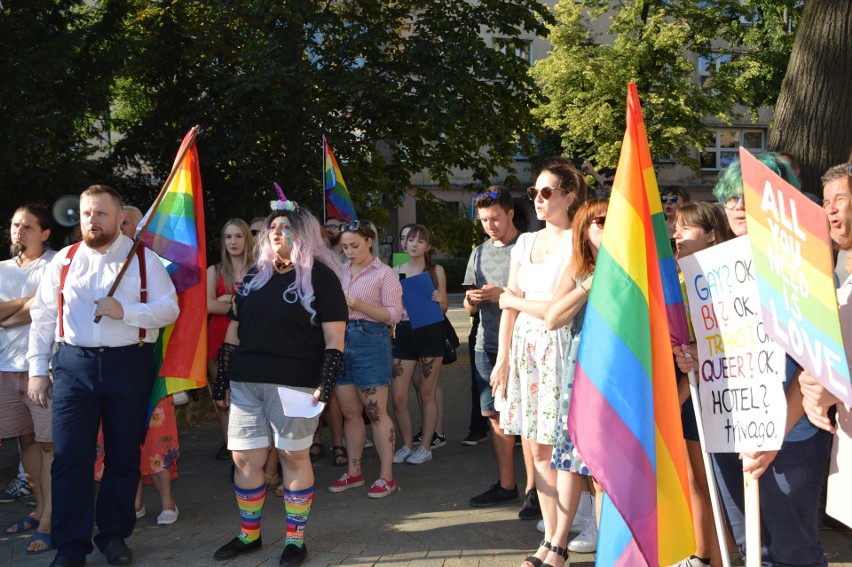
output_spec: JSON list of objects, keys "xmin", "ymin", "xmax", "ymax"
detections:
[{"xmin": 1, "ymin": 305, "xmax": 849, "ymax": 566}]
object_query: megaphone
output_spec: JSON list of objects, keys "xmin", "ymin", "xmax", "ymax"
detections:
[{"xmin": 52, "ymin": 195, "xmax": 80, "ymax": 227}]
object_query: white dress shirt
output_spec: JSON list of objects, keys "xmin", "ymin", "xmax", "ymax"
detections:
[{"xmin": 27, "ymin": 234, "xmax": 180, "ymax": 376}]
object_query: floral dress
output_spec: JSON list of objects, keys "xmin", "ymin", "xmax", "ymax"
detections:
[
  {"xmin": 95, "ymin": 395, "xmax": 180, "ymax": 481},
  {"xmin": 550, "ymin": 275, "xmax": 589, "ymax": 474},
  {"xmin": 500, "ymin": 232, "xmax": 572, "ymax": 445}
]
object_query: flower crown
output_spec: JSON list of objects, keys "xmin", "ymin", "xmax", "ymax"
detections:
[{"xmin": 270, "ymin": 182, "xmax": 299, "ymax": 212}]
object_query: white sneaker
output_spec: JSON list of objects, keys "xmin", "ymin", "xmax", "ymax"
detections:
[
  {"xmin": 568, "ymin": 518, "xmax": 597, "ymax": 553},
  {"xmin": 406, "ymin": 445, "xmax": 432, "ymax": 464},
  {"xmin": 670, "ymin": 557, "xmax": 711, "ymax": 567},
  {"xmin": 393, "ymin": 446, "xmax": 413, "ymax": 463},
  {"xmin": 536, "ymin": 519, "xmax": 545, "ymax": 533},
  {"xmin": 571, "ymin": 506, "xmax": 593, "ymax": 533}
]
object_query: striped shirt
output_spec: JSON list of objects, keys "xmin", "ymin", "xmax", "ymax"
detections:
[{"xmin": 341, "ymin": 257, "xmax": 403, "ymax": 324}]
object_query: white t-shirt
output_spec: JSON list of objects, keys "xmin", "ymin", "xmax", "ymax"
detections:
[
  {"xmin": 0, "ymin": 250, "xmax": 56, "ymax": 371},
  {"xmin": 511, "ymin": 230, "xmax": 573, "ymax": 302}
]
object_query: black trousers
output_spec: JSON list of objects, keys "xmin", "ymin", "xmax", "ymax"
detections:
[{"xmin": 51, "ymin": 343, "xmax": 154, "ymax": 560}]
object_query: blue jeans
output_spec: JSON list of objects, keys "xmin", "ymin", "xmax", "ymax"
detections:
[
  {"xmin": 474, "ymin": 350, "xmax": 498, "ymax": 415},
  {"xmin": 339, "ymin": 320, "xmax": 392, "ymax": 388},
  {"xmin": 711, "ymin": 430, "xmax": 832, "ymax": 566}
]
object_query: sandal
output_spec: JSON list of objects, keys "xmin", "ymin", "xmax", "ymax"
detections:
[
  {"xmin": 264, "ymin": 472, "xmax": 280, "ymax": 489},
  {"xmin": 4, "ymin": 516, "xmax": 39, "ymax": 535},
  {"xmin": 330, "ymin": 445, "xmax": 347, "ymax": 467},
  {"xmin": 27, "ymin": 531, "xmax": 51, "ymax": 554},
  {"xmin": 522, "ymin": 539, "xmax": 551, "ymax": 567},
  {"xmin": 542, "ymin": 543, "xmax": 569, "ymax": 567},
  {"xmin": 309, "ymin": 442, "xmax": 325, "ymax": 463}
]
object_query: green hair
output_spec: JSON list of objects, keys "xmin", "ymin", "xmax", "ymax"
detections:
[{"xmin": 713, "ymin": 152, "xmax": 801, "ymax": 202}]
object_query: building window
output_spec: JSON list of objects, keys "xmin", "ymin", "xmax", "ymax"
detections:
[
  {"xmin": 697, "ymin": 53, "xmax": 732, "ymax": 88},
  {"xmin": 493, "ymin": 37, "xmax": 533, "ymax": 65},
  {"xmin": 700, "ymin": 128, "xmax": 765, "ymax": 171}
]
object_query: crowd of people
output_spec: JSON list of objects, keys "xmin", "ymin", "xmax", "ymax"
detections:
[{"xmin": 0, "ymin": 151, "xmax": 849, "ymax": 567}]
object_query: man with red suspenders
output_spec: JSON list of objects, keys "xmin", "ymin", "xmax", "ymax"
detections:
[{"xmin": 27, "ymin": 185, "xmax": 179, "ymax": 567}]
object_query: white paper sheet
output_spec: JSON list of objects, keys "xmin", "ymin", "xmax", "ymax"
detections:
[{"xmin": 278, "ymin": 387, "xmax": 325, "ymax": 418}]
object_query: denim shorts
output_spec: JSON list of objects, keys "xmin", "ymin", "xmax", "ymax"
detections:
[
  {"xmin": 474, "ymin": 350, "xmax": 498, "ymax": 416},
  {"xmin": 228, "ymin": 381, "xmax": 319, "ymax": 452},
  {"xmin": 338, "ymin": 320, "xmax": 392, "ymax": 388}
]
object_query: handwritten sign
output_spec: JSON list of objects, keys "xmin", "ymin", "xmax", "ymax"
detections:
[
  {"xmin": 679, "ymin": 236, "xmax": 787, "ymax": 452},
  {"xmin": 740, "ymin": 148, "xmax": 852, "ymax": 406}
]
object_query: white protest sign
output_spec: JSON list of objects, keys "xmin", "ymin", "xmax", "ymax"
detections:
[{"xmin": 678, "ymin": 236, "xmax": 787, "ymax": 453}]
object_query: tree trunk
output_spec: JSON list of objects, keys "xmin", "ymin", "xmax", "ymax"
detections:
[{"xmin": 768, "ymin": 0, "xmax": 852, "ymax": 195}]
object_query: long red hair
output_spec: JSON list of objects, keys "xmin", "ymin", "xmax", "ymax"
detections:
[{"xmin": 571, "ymin": 198, "xmax": 608, "ymax": 278}]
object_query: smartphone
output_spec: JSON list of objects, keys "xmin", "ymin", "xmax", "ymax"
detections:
[{"xmin": 463, "ymin": 284, "xmax": 479, "ymax": 290}]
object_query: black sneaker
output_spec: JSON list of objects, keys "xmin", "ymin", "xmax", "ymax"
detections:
[
  {"xmin": 215, "ymin": 442, "xmax": 231, "ymax": 461},
  {"xmin": 430, "ymin": 433, "xmax": 446, "ymax": 449},
  {"xmin": 413, "ymin": 431, "xmax": 423, "ymax": 446},
  {"xmin": 518, "ymin": 487, "xmax": 542, "ymax": 520},
  {"xmin": 469, "ymin": 482, "xmax": 519, "ymax": 507},
  {"xmin": 462, "ymin": 431, "xmax": 488, "ymax": 446}
]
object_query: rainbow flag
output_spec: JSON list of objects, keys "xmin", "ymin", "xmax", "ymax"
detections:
[
  {"xmin": 140, "ymin": 128, "xmax": 208, "ymax": 406},
  {"xmin": 568, "ymin": 83, "xmax": 694, "ymax": 566},
  {"xmin": 323, "ymin": 135, "xmax": 356, "ymax": 222}
]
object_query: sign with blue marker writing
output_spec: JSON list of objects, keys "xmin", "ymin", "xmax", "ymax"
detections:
[{"xmin": 679, "ymin": 235, "xmax": 787, "ymax": 453}]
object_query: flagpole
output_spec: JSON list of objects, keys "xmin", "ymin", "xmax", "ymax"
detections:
[
  {"xmin": 322, "ymin": 135, "xmax": 327, "ymax": 224},
  {"xmin": 688, "ymin": 370, "xmax": 732, "ymax": 567},
  {"xmin": 94, "ymin": 125, "xmax": 200, "ymax": 323}
]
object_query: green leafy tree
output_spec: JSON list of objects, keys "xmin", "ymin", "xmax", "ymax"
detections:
[
  {"xmin": 0, "ymin": 0, "xmax": 128, "ymax": 229},
  {"xmin": 102, "ymin": 0, "xmax": 553, "ymax": 237},
  {"xmin": 531, "ymin": 0, "xmax": 799, "ymax": 169}
]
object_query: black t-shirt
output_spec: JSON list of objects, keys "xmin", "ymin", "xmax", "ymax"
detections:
[{"xmin": 228, "ymin": 262, "xmax": 347, "ymax": 387}]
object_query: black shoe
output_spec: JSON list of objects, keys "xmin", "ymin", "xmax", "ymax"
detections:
[
  {"xmin": 279, "ymin": 543, "xmax": 308, "ymax": 566},
  {"xmin": 101, "ymin": 540, "xmax": 132, "ymax": 566},
  {"xmin": 215, "ymin": 442, "xmax": 231, "ymax": 461},
  {"xmin": 469, "ymin": 482, "xmax": 519, "ymax": 507},
  {"xmin": 214, "ymin": 536, "xmax": 263, "ymax": 560},
  {"xmin": 49, "ymin": 556, "xmax": 86, "ymax": 567},
  {"xmin": 462, "ymin": 431, "xmax": 488, "ymax": 446},
  {"xmin": 518, "ymin": 487, "xmax": 542, "ymax": 520}
]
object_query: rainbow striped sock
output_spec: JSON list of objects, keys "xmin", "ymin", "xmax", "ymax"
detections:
[
  {"xmin": 283, "ymin": 485, "xmax": 314, "ymax": 548},
  {"xmin": 235, "ymin": 483, "xmax": 266, "ymax": 543}
]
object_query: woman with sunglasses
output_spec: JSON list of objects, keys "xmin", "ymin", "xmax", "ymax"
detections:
[
  {"xmin": 208, "ymin": 219, "xmax": 256, "ymax": 461},
  {"xmin": 328, "ymin": 220, "xmax": 404, "ymax": 498},
  {"xmin": 675, "ymin": 153, "xmax": 832, "ymax": 567},
  {"xmin": 491, "ymin": 157, "xmax": 587, "ymax": 567},
  {"xmin": 662, "ymin": 186, "xmax": 689, "ymax": 239},
  {"xmin": 391, "ymin": 224, "xmax": 449, "ymax": 465},
  {"xmin": 537, "ymin": 198, "xmax": 607, "ymax": 567},
  {"xmin": 211, "ymin": 200, "xmax": 347, "ymax": 566}
]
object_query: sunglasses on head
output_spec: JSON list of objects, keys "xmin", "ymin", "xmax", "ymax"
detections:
[
  {"xmin": 593, "ymin": 215, "xmax": 606, "ymax": 229},
  {"xmin": 339, "ymin": 220, "xmax": 365, "ymax": 232},
  {"xmin": 476, "ymin": 190, "xmax": 499, "ymax": 201},
  {"xmin": 527, "ymin": 186, "xmax": 559, "ymax": 201},
  {"xmin": 661, "ymin": 195, "xmax": 680, "ymax": 204}
]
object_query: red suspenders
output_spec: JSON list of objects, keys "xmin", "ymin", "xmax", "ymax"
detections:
[{"xmin": 58, "ymin": 243, "xmax": 148, "ymax": 343}]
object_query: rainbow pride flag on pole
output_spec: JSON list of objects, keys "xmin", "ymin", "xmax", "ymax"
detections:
[
  {"xmin": 140, "ymin": 128, "xmax": 208, "ymax": 406},
  {"xmin": 323, "ymin": 135, "xmax": 356, "ymax": 222},
  {"xmin": 568, "ymin": 83, "xmax": 694, "ymax": 566}
]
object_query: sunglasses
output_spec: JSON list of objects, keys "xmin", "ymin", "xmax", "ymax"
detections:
[
  {"xmin": 661, "ymin": 195, "xmax": 680, "ymax": 204},
  {"xmin": 527, "ymin": 186, "xmax": 559, "ymax": 201},
  {"xmin": 339, "ymin": 220, "xmax": 365, "ymax": 232},
  {"xmin": 250, "ymin": 229, "xmax": 260, "ymax": 236},
  {"xmin": 721, "ymin": 195, "xmax": 745, "ymax": 211},
  {"xmin": 475, "ymin": 191, "xmax": 499, "ymax": 201},
  {"xmin": 593, "ymin": 215, "xmax": 606, "ymax": 229}
]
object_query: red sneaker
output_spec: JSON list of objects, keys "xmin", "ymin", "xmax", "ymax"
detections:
[
  {"xmin": 367, "ymin": 478, "xmax": 398, "ymax": 499},
  {"xmin": 328, "ymin": 473, "xmax": 365, "ymax": 493}
]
